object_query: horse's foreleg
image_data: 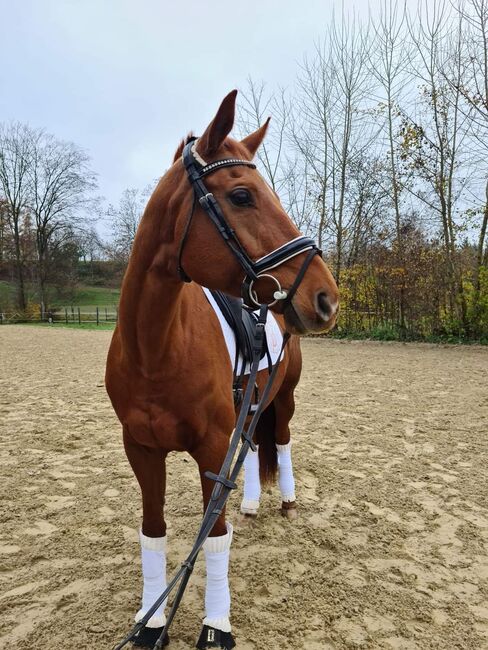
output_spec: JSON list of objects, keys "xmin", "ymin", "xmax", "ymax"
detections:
[
  {"xmin": 124, "ymin": 433, "xmax": 169, "ymax": 643},
  {"xmin": 193, "ymin": 442, "xmax": 236, "ymax": 650}
]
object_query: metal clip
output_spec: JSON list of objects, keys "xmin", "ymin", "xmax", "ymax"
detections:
[{"xmin": 199, "ymin": 193, "xmax": 213, "ymax": 209}]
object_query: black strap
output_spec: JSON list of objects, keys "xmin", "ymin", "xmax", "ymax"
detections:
[
  {"xmin": 253, "ymin": 236, "xmax": 318, "ymax": 275},
  {"xmin": 178, "ymin": 142, "xmax": 259, "ymax": 284},
  {"xmin": 282, "ymin": 248, "xmax": 320, "ymax": 310}
]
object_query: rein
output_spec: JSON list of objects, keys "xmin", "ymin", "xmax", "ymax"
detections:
[
  {"xmin": 114, "ymin": 306, "xmax": 290, "ymax": 650},
  {"xmin": 178, "ymin": 139, "xmax": 321, "ymax": 309}
]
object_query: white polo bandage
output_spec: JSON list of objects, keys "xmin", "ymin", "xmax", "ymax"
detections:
[
  {"xmin": 241, "ymin": 446, "xmax": 261, "ymax": 514},
  {"xmin": 203, "ymin": 523, "xmax": 233, "ymax": 633},
  {"xmin": 135, "ymin": 531, "xmax": 167, "ymax": 628},
  {"xmin": 277, "ymin": 442, "xmax": 296, "ymax": 502}
]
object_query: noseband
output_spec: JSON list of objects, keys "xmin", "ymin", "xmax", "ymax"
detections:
[{"xmin": 178, "ymin": 139, "xmax": 322, "ymax": 309}]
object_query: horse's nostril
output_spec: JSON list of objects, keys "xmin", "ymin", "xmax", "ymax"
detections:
[{"xmin": 317, "ymin": 292, "xmax": 331, "ymax": 317}]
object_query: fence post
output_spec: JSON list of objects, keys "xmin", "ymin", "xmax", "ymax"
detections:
[
  {"xmin": 78, "ymin": 307, "xmax": 81, "ymax": 324},
  {"xmin": 105, "ymin": 307, "xmax": 108, "ymax": 321},
  {"xmin": 65, "ymin": 308, "xmax": 68, "ymax": 324},
  {"xmin": 71, "ymin": 306, "xmax": 75, "ymax": 322},
  {"xmin": 96, "ymin": 306, "xmax": 99, "ymax": 326}
]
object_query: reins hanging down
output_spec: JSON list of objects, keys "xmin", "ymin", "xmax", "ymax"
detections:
[{"xmin": 114, "ymin": 306, "xmax": 291, "ymax": 650}]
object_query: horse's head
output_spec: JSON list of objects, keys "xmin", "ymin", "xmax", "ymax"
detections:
[{"xmin": 172, "ymin": 90, "xmax": 339, "ymax": 335}]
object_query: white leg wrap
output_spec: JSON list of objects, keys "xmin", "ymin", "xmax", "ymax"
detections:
[
  {"xmin": 202, "ymin": 523, "xmax": 233, "ymax": 633},
  {"xmin": 241, "ymin": 446, "xmax": 261, "ymax": 515},
  {"xmin": 135, "ymin": 530, "xmax": 167, "ymax": 628},
  {"xmin": 277, "ymin": 442, "xmax": 296, "ymax": 503}
]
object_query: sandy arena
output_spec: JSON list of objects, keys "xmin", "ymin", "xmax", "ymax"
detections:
[{"xmin": 0, "ymin": 326, "xmax": 487, "ymax": 649}]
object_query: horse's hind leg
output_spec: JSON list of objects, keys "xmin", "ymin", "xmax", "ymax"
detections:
[
  {"xmin": 240, "ymin": 393, "xmax": 298, "ymax": 519},
  {"xmin": 273, "ymin": 340, "xmax": 301, "ymax": 518},
  {"xmin": 274, "ymin": 388, "xmax": 298, "ymax": 519},
  {"xmin": 241, "ymin": 344, "xmax": 301, "ymax": 520},
  {"xmin": 240, "ymin": 435, "xmax": 262, "ymax": 518},
  {"xmin": 124, "ymin": 431, "xmax": 169, "ymax": 647}
]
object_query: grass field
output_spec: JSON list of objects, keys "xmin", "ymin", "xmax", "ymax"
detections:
[
  {"xmin": 19, "ymin": 321, "xmax": 116, "ymax": 330},
  {"xmin": 51, "ymin": 286, "xmax": 120, "ymax": 311},
  {"xmin": 0, "ymin": 281, "xmax": 120, "ymax": 313}
]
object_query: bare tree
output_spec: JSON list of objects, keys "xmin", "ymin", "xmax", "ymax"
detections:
[
  {"xmin": 108, "ymin": 186, "xmax": 151, "ymax": 263},
  {"xmin": 403, "ymin": 0, "xmax": 469, "ymax": 322},
  {"xmin": 28, "ymin": 133, "xmax": 97, "ymax": 313},
  {"xmin": 0, "ymin": 123, "xmax": 34, "ymax": 309},
  {"xmin": 292, "ymin": 41, "xmax": 335, "ymax": 249},
  {"xmin": 77, "ymin": 226, "xmax": 104, "ymax": 263},
  {"xmin": 0, "ymin": 199, "xmax": 8, "ymax": 265},
  {"xmin": 293, "ymin": 14, "xmax": 376, "ymax": 281},
  {"xmin": 368, "ymin": 0, "xmax": 410, "ymax": 327},
  {"xmin": 237, "ymin": 78, "xmax": 292, "ymax": 193},
  {"xmin": 451, "ymin": 0, "xmax": 488, "ymax": 330}
]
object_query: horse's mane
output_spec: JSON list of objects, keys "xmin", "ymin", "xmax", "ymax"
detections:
[{"xmin": 173, "ymin": 133, "xmax": 195, "ymax": 163}]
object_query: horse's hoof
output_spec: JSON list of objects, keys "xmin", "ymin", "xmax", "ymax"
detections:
[
  {"xmin": 132, "ymin": 626, "xmax": 169, "ymax": 648},
  {"xmin": 237, "ymin": 512, "xmax": 257, "ymax": 527},
  {"xmin": 196, "ymin": 625, "xmax": 236, "ymax": 649},
  {"xmin": 280, "ymin": 501, "xmax": 298, "ymax": 520}
]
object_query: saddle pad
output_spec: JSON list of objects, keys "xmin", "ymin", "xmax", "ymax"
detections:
[{"xmin": 203, "ymin": 287, "xmax": 284, "ymax": 375}]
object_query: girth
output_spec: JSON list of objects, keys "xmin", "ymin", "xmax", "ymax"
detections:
[{"xmin": 209, "ymin": 290, "xmax": 269, "ymax": 406}]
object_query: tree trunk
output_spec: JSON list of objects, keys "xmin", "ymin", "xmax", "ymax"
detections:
[
  {"xmin": 471, "ymin": 178, "xmax": 488, "ymax": 335},
  {"xmin": 13, "ymin": 214, "xmax": 26, "ymax": 311}
]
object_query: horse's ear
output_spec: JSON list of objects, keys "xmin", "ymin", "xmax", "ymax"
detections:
[
  {"xmin": 241, "ymin": 118, "xmax": 271, "ymax": 158},
  {"xmin": 198, "ymin": 90, "xmax": 238, "ymax": 158}
]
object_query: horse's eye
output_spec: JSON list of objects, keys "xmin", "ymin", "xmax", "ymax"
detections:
[{"xmin": 229, "ymin": 188, "xmax": 252, "ymax": 207}]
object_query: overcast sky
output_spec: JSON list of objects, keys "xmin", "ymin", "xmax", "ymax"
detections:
[{"xmin": 1, "ymin": 0, "xmax": 419, "ymax": 214}]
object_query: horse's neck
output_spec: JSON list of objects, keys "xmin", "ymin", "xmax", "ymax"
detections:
[{"xmin": 117, "ymin": 191, "xmax": 185, "ymax": 373}]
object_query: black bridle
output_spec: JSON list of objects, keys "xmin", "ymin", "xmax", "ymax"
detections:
[{"xmin": 178, "ymin": 138, "xmax": 322, "ymax": 310}]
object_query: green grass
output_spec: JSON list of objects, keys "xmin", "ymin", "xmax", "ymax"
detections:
[
  {"xmin": 0, "ymin": 280, "xmax": 120, "ymax": 314},
  {"xmin": 51, "ymin": 286, "xmax": 120, "ymax": 310},
  {"xmin": 12, "ymin": 321, "xmax": 116, "ymax": 331},
  {"xmin": 0, "ymin": 280, "xmax": 13, "ymax": 305}
]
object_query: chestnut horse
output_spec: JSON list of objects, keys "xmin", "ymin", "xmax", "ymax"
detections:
[{"xmin": 106, "ymin": 90, "xmax": 339, "ymax": 649}]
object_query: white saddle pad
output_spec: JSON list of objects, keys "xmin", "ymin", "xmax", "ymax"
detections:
[{"xmin": 203, "ymin": 287, "xmax": 284, "ymax": 375}]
